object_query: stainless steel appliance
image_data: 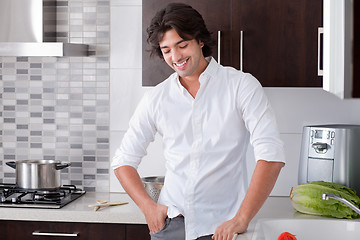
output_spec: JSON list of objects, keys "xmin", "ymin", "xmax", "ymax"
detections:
[
  {"xmin": 0, "ymin": 0, "xmax": 88, "ymax": 56},
  {"xmin": 0, "ymin": 184, "xmax": 85, "ymax": 209},
  {"xmin": 299, "ymin": 124, "xmax": 360, "ymax": 195}
]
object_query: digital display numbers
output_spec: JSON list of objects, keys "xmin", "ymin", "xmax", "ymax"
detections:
[
  {"xmin": 314, "ymin": 130, "xmax": 331, "ymax": 139},
  {"xmin": 314, "ymin": 130, "xmax": 324, "ymax": 139}
]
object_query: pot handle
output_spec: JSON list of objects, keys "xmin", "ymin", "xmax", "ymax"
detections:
[
  {"xmin": 6, "ymin": 161, "xmax": 16, "ymax": 169},
  {"xmin": 55, "ymin": 163, "xmax": 71, "ymax": 170}
]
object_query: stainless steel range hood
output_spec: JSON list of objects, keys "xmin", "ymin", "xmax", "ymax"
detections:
[{"xmin": 0, "ymin": 0, "xmax": 88, "ymax": 57}]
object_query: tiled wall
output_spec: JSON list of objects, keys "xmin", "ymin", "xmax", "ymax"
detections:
[{"xmin": 0, "ymin": 0, "xmax": 110, "ymax": 192}]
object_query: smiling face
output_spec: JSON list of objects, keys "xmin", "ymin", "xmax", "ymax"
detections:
[{"xmin": 159, "ymin": 29, "xmax": 208, "ymax": 82}]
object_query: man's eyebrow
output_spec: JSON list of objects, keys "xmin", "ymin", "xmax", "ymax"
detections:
[{"xmin": 160, "ymin": 39, "xmax": 187, "ymax": 49}]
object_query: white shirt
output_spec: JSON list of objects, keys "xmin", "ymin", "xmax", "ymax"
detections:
[{"xmin": 112, "ymin": 57, "xmax": 285, "ymax": 240}]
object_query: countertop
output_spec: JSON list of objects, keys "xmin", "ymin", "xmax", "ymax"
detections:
[
  {"xmin": 0, "ymin": 192, "xmax": 146, "ymax": 224},
  {"xmin": 0, "ymin": 193, "xmax": 348, "ymax": 239}
]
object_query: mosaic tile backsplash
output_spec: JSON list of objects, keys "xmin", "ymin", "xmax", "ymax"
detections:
[{"xmin": 0, "ymin": 0, "xmax": 110, "ymax": 192}]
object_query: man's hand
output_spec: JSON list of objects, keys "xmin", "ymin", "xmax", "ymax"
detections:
[
  {"xmin": 144, "ymin": 202, "xmax": 168, "ymax": 234},
  {"xmin": 212, "ymin": 160, "xmax": 284, "ymax": 240},
  {"xmin": 114, "ymin": 166, "xmax": 169, "ymax": 233},
  {"xmin": 212, "ymin": 217, "xmax": 247, "ymax": 240}
]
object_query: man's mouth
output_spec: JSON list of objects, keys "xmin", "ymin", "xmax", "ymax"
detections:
[{"xmin": 173, "ymin": 58, "xmax": 189, "ymax": 69}]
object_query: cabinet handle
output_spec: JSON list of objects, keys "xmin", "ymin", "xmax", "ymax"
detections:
[
  {"xmin": 217, "ymin": 31, "xmax": 221, "ymax": 64},
  {"xmin": 318, "ymin": 27, "xmax": 324, "ymax": 76},
  {"xmin": 240, "ymin": 30, "xmax": 244, "ymax": 71},
  {"xmin": 32, "ymin": 231, "xmax": 79, "ymax": 237}
]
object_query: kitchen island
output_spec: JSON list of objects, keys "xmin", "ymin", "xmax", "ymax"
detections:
[{"xmin": 0, "ymin": 193, "xmax": 347, "ymax": 239}]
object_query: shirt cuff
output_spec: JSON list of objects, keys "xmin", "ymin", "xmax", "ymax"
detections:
[
  {"xmin": 111, "ymin": 150, "xmax": 141, "ymax": 170},
  {"xmin": 253, "ymin": 142, "xmax": 286, "ymax": 163}
]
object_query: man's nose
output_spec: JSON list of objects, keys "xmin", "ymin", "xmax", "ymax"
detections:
[{"xmin": 171, "ymin": 49, "xmax": 181, "ymax": 62}]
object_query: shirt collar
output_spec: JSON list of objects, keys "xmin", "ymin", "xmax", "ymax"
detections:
[
  {"xmin": 200, "ymin": 56, "xmax": 219, "ymax": 80},
  {"xmin": 173, "ymin": 57, "xmax": 220, "ymax": 90},
  {"xmin": 171, "ymin": 56, "xmax": 220, "ymax": 98}
]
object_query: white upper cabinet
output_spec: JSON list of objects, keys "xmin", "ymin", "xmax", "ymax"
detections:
[{"xmin": 323, "ymin": 0, "xmax": 359, "ymax": 98}]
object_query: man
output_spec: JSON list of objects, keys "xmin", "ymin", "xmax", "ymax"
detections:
[{"xmin": 112, "ymin": 3, "xmax": 285, "ymax": 240}]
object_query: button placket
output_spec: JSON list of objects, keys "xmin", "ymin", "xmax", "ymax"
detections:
[
  {"xmin": 185, "ymin": 96, "xmax": 204, "ymax": 235},
  {"xmin": 184, "ymin": 75, "xmax": 207, "ymax": 237}
]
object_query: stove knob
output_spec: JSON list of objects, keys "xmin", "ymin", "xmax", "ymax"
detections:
[{"xmin": 11, "ymin": 197, "xmax": 18, "ymax": 203}]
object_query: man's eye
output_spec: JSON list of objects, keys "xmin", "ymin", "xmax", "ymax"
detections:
[
  {"xmin": 162, "ymin": 50, "xmax": 170, "ymax": 54},
  {"xmin": 179, "ymin": 44, "xmax": 188, "ymax": 49}
]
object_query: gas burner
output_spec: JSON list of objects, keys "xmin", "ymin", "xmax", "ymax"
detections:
[
  {"xmin": 0, "ymin": 184, "xmax": 86, "ymax": 209},
  {"xmin": 33, "ymin": 191, "xmax": 65, "ymax": 202}
]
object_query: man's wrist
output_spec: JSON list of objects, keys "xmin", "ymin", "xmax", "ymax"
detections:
[
  {"xmin": 139, "ymin": 198, "xmax": 158, "ymax": 213},
  {"xmin": 234, "ymin": 213, "xmax": 251, "ymax": 228}
]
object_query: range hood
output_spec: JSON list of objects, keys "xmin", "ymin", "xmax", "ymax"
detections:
[{"xmin": 0, "ymin": 0, "xmax": 88, "ymax": 57}]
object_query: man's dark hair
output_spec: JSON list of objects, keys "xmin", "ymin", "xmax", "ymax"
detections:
[{"xmin": 146, "ymin": 3, "xmax": 216, "ymax": 59}]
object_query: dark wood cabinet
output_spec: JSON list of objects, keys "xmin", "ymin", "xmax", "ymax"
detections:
[
  {"xmin": 232, "ymin": 0, "xmax": 322, "ymax": 87},
  {"xmin": 142, "ymin": 0, "xmax": 322, "ymax": 87},
  {"xmin": 0, "ymin": 220, "xmax": 150, "ymax": 240},
  {"xmin": 126, "ymin": 224, "xmax": 151, "ymax": 240}
]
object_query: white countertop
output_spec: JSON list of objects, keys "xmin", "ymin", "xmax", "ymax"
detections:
[
  {"xmin": 0, "ymin": 193, "xmax": 349, "ymax": 239},
  {"xmin": 0, "ymin": 192, "xmax": 146, "ymax": 224}
]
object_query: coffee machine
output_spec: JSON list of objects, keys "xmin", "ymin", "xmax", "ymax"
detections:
[{"xmin": 298, "ymin": 124, "xmax": 360, "ymax": 195}]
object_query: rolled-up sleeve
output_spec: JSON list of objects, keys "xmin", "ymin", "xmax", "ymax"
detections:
[
  {"xmin": 238, "ymin": 74, "xmax": 286, "ymax": 163},
  {"xmin": 111, "ymin": 91, "xmax": 157, "ymax": 170}
]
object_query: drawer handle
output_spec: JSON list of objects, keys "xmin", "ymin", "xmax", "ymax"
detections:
[{"xmin": 32, "ymin": 231, "xmax": 79, "ymax": 237}]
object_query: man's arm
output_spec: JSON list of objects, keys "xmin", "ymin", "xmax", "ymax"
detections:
[
  {"xmin": 212, "ymin": 160, "xmax": 284, "ymax": 240},
  {"xmin": 114, "ymin": 166, "xmax": 168, "ymax": 233}
]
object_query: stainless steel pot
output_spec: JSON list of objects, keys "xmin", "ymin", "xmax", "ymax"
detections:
[{"xmin": 6, "ymin": 160, "xmax": 71, "ymax": 190}]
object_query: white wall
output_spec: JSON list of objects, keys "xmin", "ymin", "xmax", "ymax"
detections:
[
  {"xmin": 109, "ymin": 1, "xmax": 360, "ymax": 195},
  {"xmin": 110, "ymin": 0, "xmax": 166, "ymax": 192}
]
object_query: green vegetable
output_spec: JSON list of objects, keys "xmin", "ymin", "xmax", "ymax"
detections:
[{"xmin": 290, "ymin": 181, "xmax": 360, "ymax": 219}]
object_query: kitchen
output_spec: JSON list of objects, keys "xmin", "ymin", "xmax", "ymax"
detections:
[{"xmin": 1, "ymin": 0, "xmax": 360, "ymax": 239}]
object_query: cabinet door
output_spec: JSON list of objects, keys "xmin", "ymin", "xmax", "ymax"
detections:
[
  {"xmin": 0, "ymin": 220, "xmax": 129, "ymax": 240},
  {"xmin": 233, "ymin": 0, "xmax": 323, "ymax": 87},
  {"xmin": 142, "ymin": 0, "xmax": 231, "ymax": 86},
  {"xmin": 126, "ymin": 224, "xmax": 150, "ymax": 240}
]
